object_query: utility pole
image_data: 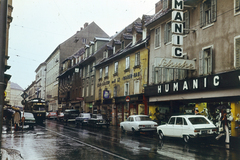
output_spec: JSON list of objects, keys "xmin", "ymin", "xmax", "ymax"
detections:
[{"xmin": 0, "ymin": 0, "xmax": 8, "ymax": 158}]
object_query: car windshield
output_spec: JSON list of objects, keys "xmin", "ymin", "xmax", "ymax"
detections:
[
  {"xmin": 33, "ymin": 105, "xmax": 45, "ymax": 111},
  {"xmin": 23, "ymin": 113, "xmax": 34, "ymax": 118},
  {"xmin": 135, "ymin": 116, "xmax": 152, "ymax": 121},
  {"xmin": 188, "ymin": 117, "xmax": 210, "ymax": 125}
]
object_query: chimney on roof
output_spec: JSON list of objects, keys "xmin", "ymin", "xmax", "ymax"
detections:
[
  {"xmin": 84, "ymin": 22, "xmax": 88, "ymax": 28},
  {"xmin": 155, "ymin": 0, "xmax": 163, "ymax": 13},
  {"xmin": 80, "ymin": 27, "xmax": 83, "ymax": 31}
]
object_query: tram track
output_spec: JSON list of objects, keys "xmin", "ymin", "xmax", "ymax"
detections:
[{"xmin": 39, "ymin": 121, "xmax": 130, "ymax": 160}]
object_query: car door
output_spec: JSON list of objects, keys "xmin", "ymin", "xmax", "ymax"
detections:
[
  {"xmin": 181, "ymin": 117, "xmax": 191, "ymax": 136},
  {"xmin": 124, "ymin": 117, "xmax": 131, "ymax": 131},
  {"xmin": 164, "ymin": 117, "xmax": 175, "ymax": 136},
  {"xmin": 174, "ymin": 117, "xmax": 183, "ymax": 137}
]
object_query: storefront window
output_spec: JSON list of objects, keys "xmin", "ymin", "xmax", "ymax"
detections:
[
  {"xmin": 124, "ymin": 103, "xmax": 129, "ymax": 121},
  {"xmin": 117, "ymin": 104, "xmax": 122, "ymax": 126}
]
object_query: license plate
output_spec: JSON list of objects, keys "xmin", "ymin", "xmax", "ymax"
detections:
[
  {"xmin": 202, "ymin": 130, "xmax": 207, "ymax": 134},
  {"xmin": 145, "ymin": 125, "xmax": 151, "ymax": 128}
]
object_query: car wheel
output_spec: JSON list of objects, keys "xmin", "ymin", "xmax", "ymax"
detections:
[
  {"xmin": 158, "ymin": 130, "xmax": 164, "ymax": 140},
  {"xmin": 132, "ymin": 128, "xmax": 138, "ymax": 134},
  {"xmin": 183, "ymin": 135, "xmax": 190, "ymax": 143},
  {"xmin": 121, "ymin": 126, "xmax": 125, "ymax": 133}
]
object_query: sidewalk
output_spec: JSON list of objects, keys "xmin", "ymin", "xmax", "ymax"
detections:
[
  {"xmin": 1, "ymin": 125, "xmax": 23, "ymax": 160},
  {"xmin": 1, "ymin": 148, "xmax": 23, "ymax": 160}
]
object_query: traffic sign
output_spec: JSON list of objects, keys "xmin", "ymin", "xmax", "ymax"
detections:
[{"xmin": 21, "ymin": 92, "xmax": 28, "ymax": 99}]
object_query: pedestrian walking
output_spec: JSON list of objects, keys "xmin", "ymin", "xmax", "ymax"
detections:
[{"xmin": 13, "ymin": 107, "xmax": 21, "ymax": 131}]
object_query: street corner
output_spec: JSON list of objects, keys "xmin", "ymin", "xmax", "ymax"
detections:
[{"xmin": 1, "ymin": 148, "xmax": 23, "ymax": 160}]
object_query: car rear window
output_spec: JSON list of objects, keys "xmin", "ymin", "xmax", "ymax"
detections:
[
  {"xmin": 135, "ymin": 116, "xmax": 152, "ymax": 121},
  {"xmin": 188, "ymin": 117, "xmax": 209, "ymax": 125}
]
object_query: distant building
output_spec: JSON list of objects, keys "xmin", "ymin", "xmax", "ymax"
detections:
[
  {"xmin": 45, "ymin": 22, "xmax": 109, "ymax": 112},
  {"xmin": 6, "ymin": 81, "xmax": 24, "ymax": 108},
  {"xmin": 35, "ymin": 62, "xmax": 46, "ymax": 100}
]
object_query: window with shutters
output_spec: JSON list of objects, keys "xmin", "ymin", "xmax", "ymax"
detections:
[
  {"xmin": 200, "ymin": 0, "xmax": 217, "ymax": 28},
  {"xmin": 99, "ymin": 68, "xmax": 102, "ymax": 79},
  {"xmin": 124, "ymin": 82, "xmax": 129, "ymax": 96},
  {"xmin": 134, "ymin": 52, "xmax": 140, "ymax": 67},
  {"xmin": 235, "ymin": 36, "xmax": 240, "ymax": 69},
  {"xmin": 183, "ymin": 11, "xmax": 190, "ymax": 34},
  {"xmin": 114, "ymin": 86, "xmax": 117, "ymax": 97},
  {"xmin": 164, "ymin": 21, "xmax": 172, "ymax": 44},
  {"xmin": 114, "ymin": 62, "xmax": 118, "ymax": 74},
  {"xmin": 82, "ymin": 87, "xmax": 85, "ymax": 97},
  {"xmin": 235, "ymin": 0, "xmax": 240, "ymax": 14},
  {"xmin": 125, "ymin": 56, "xmax": 130, "ymax": 70},
  {"xmin": 86, "ymin": 86, "xmax": 89, "ymax": 97},
  {"xmin": 99, "ymin": 89, "xmax": 102, "ymax": 100},
  {"xmin": 83, "ymin": 67, "xmax": 85, "ymax": 78},
  {"xmin": 199, "ymin": 46, "xmax": 213, "ymax": 75},
  {"xmin": 134, "ymin": 80, "xmax": 140, "ymax": 94},
  {"xmin": 87, "ymin": 65, "xmax": 90, "ymax": 77},
  {"xmin": 155, "ymin": 27, "xmax": 161, "ymax": 48},
  {"xmin": 91, "ymin": 84, "xmax": 94, "ymax": 96},
  {"xmin": 105, "ymin": 66, "xmax": 108, "ymax": 77}
]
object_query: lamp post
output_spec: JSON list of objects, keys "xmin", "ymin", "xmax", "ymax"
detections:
[{"xmin": 0, "ymin": 0, "xmax": 8, "ymax": 158}]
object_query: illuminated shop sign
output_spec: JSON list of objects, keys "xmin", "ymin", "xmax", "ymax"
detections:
[
  {"xmin": 172, "ymin": 0, "xmax": 184, "ymax": 58},
  {"xmin": 145, "ymin": 70, "xmax": 240, "ymax": 96},
  {"xmin": 154, "ymin": 58, "xmax": 195, "ymax": 70}
]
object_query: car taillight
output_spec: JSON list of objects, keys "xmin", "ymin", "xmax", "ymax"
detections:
[
  {"xmin": 194, "ymin": 129, "xmax": 200, "ymax": 133},
  {"xmin": 154, "ymin": 124, "xmax": 158, "ymax": 127},
  {"xmin": 212, "ymin": 128, "xmax": 217, "ymax": 132},
  {"xmin": 139, "ymin": 125, "xmax": 145, "ymax": 128}
]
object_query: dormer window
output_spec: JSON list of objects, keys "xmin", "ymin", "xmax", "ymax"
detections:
[
  {"xmin": 121, "ymin": 41, "xmax": 125, "ymax": 49},
  {"xmin": 132, "ymin": 34, "xmax": 136, "ymax": 46},
  {"xmin": 113, "ymin": 46, "xmax": 116, "ymax": 54},
  {"xmin": 103, "ymin": 51, "xmax": 108, "ymax": 59},
  {"xmin": 163, "ymin": 0, "xmax": 168, "ymax": 10}
]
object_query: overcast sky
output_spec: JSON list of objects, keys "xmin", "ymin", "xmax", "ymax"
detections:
[{"xmin": 7, "ymin": 0, "xmax": 157, "ymax": 89}]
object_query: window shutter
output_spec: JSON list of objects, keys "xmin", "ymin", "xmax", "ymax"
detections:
[
  {"xmin": 211, "ymin": 0, "xmax": 217, "ymax": 22},
  {"xmin": 158, "ymin": 68, "xmax": 162, "ymax": 83},
  {"xmin": 199, "ymin": 50, "xmax": 204, "ymax": 75},
  {"xmin": 169, "ymin": 69, "xmax": 174, "ymax": 81},
  {"xmin": 208, "ymin": 47, "xmax": 213, "ymax": 74},
  {"xmin": 162, "ymin": 68, "xmax": 167, "ymax": 82},
  {"xmin": 164, "ymin": 24, "xmax": 168, "ymax": 44},
  {"xmin": 200, "ymin": 3, "xmax": 204, "ymax": 27},
  {"xmin": 134, "ymin": 80, "xmax": 140, "ymax": 94},
  {"xmin": 236, "ymin": 38, "xmax": 240, "ymax": 68},
  {"xmin": 174, "ymin": 69, "xmax": 179, "ymax": 80},
  {"xmin": 155, "ymin": 29, "xmax": 158, "ymax": 48},
  {"xmin": 152, "ymin": 65, "xmax": 155, "ymax": 84},
  {"xmin": 184, "ymin": 11, "xmax": 190, "ymax": 34}
]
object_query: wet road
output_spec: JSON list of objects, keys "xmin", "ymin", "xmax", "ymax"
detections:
[{"xmin": 1, "ymin": 120, "xmax": 239, "ymax": 160}]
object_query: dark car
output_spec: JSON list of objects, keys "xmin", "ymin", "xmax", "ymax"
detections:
[
  {"xmin": 63, "ymin": 109, "xmax": 79, "ymax": 123},
  {"xmin": 21, "ymin": 112, "xmax": 36, "ymax": 129},
  {"xmin": 75, "ymin": 113, "xmax": 92, "ymax": 127},
  {"xmin": 87, "ymin": 114, "xmax": 110, "ymax": 128}
]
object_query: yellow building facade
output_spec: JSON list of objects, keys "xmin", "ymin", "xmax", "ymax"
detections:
[{"xmin": 95, "ymin": 38, "xmax": 149, "ymax": 126}]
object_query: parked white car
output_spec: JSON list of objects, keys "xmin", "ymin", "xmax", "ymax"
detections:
[
  {"xmin": 157, "ymin": 115, "xmax": 217, "ymax": 143},
  {"xmin": 120, "ymin": 115, "xmax": 158, "ymax": 133}
]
